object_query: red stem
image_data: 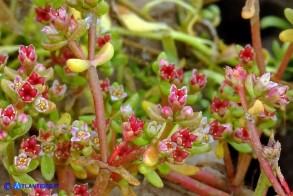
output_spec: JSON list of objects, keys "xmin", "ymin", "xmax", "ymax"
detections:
[
  {"xmin": 56, "ymin": 166, "xmax": 76, "ymax": 194},
  {"xmin": 68, "ymin": 41, "xmax": 86, "ymax": 59},
  {"xmin": 274, "ymin": 42, "xmax": 293, "ymax": 81},
  {"xmin": 223, "ymin": 142, "xmax": 235, "ymax": 182},
  {"xmin": 232, "ymin": 153, "xmax": 252, "ymax": 187},
  {"xmin": 162, "ymin": 172, "xmax": 230, "ymax": 196},
  {"xmin": 237, "ymin": 86, "xmax": 286, "ymax": 196},
  {"xmin": 87, "ymin": 14, "xmax": 109, "ymax": 196},
  {"xmin": 250, "ymin": 0, "xmax": 266, "ymax": 75},
  {"xmin": 191, "ymin": 168, "xmax": 229, "ymax": 192},
  {"xmin": 112, "ymin": 147, "xmax": 145, "ymax": 167}
]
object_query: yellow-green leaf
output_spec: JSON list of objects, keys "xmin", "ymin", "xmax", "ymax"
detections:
[
  {"xmin": 165, "ymin": 162, "xmax": 199, "ymax": 176},
  {"xmin": 215, "ymin": 141, "xmax": 225, "ymax": 159},
  {"xmin": 279, "ymin": 29, "xmax": 293, "ymax": 42}
]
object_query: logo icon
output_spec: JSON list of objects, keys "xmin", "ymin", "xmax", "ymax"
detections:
[
  {"xmin": 4, "ymin": 182, "xmax": 11, "ymax": 190},
  {"xmin": 14, "ymin": 182, "xmax": 21, "ymax": 190}
]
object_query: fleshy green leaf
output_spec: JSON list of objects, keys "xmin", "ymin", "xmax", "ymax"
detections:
[
  {"xmin": 41, "ymin": 155, "xmax": 55, "ymax": 181},
  {"xmin": 145, "ymin": 170, "xmax": 164, "ymax": 188},
  {"xmin": 284, "ymin": 8, "xmax": 293, "ymax": 25},
  {"xmin": 159, "ymin": 81, "xmax": 171, "ymax": 95},
  {"xmin": 132, "ymin": 135, "xmax": 150, "ymax": 146},
  {"xmin": 9, "ymin": 116, "xmax": 32, "ymax": 140},
  {"xmin": 12, "ymin": 174, "xmax": 37, "ymax": 193},
  {"xmin": 27, "ymin": 159, "xmax": 39, "ymax": 173},
  {"xmin": 228, "ymin": 141, "xmax": 252, "ymax": 153},
  {"xmin": 157, "ymin": 163, "xmax": 170, "ymax": 175},
  {"xmin": 261, "ymin": 16, "xmax": 290, "ymax": 30},
  {"xmin": 165, "ymin": 162, "xmax": 199, "ymax": 176}
]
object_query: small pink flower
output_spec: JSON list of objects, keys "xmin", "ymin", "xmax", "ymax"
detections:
[
  {"xmin": 9, "ymin": 75, "xmax": 23, "ymax": 91},
  {"xmin": 158, "ymin": 139, "xmax": 177, "ymax": 155},
  {"xmin": 190, "ymin": 69, "xmax": 206, "ymax": 91},
  {"xmin": 210, "ymin": 97, "xmax": 229, "ymax": 117},
  {"xmin": 209, "ymin": 120, "xmax": 226, "ymax": 139},
  {"xmin": 38, "ymin": 129, "xmax": 54, "ymax": 142},
  {"xmin": 172, "ymin": 147, "xmax": 189, "ymax": 163},
  {"xmin": 55, "ymin": 141, "xmax": 71, "ymax": 160},
  {"xmin": 27, "ymin": 72, "xmax": 46, "ymax": 85},
  {"xmin": 73, "ymin": 184, "xmax": 89, "ymax": 196},
  {"xmin": 239, "ymin": 44, "xmax": 255, "ymax": 64},
  {"xmin": 71, "ymin": 121, "xmax": 91, "ymax": 142},
  {"xmin": 35, "ymin": 5, "xmax": 51, "ymax": 23},
  {"xmin": 168, "ymin": 84, "xmax": 187, "ymax": 111},
  {"xmin": 50, "ymin": 80, "xmax": 67, "ymax": 97},
  {"xmin": 34, "ymin": 97, "xmax": 50, "ymax": 113},
  {"xmin": 40, "ymin": 143, "xmax": 55, "ymax": 157},
  {"xmin": 18, "ymin": 82, "xmax": 38, "ymax": 103},
  {"xmin": 14, "ymin": 153, "xmax": 31, "ymax": 172},
  {"xmin": 171, "ymin": 128, "xmax": 196, "ymax": 148},
  {"xmin": 109, "ymin": 85, "xmax": 127, "ymax": 101},
  {"xmin": 20, "ymin": 136, "xmax": 41, "ymax": 158},
  {"xmin": 122, "ymin": 115, "xmax": 144, "ymax": 141},
  {"xmin": 18, "ymin": 45, "xmax": 37, "ymax": 66},
  {"xmin": 29, "ymin": 187, "xmax": 52, "ymax": 196},
  {"xmin": 266, "ymin": 86, "xmax": 289, "ymax": 106},
  {"xmin": 97, "ymin": 35, "xmax": 111, "ymax": 48},
  {"xmin": 0, "ymin": 104, "xmax": 17, "ymax": 126},
  {"xmin": 160, "ymin": 60, "xmax": 176, "ymax": 81}
]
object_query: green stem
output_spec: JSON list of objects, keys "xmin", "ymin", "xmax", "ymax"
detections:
[
  {"xmin": 274, "ymin": 42, "xmax": 293, "ymax": 81},
  {"xmin": 117, "ymin": 0, "xmax": 155, "ymax": 22},
  {"xmin": 111, "ymin": 27, "xmax": 213, "ymax": 57},
  {"xmin": 254, "ymin": 170, "xmax": 271, "ymax": 196}
]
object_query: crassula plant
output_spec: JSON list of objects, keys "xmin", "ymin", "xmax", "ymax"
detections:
[{"xmin": 0, "ymin": 0, "xmax": 293, "ymax": 196}]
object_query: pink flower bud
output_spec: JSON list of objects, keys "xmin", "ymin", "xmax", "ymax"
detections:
[
  {"xmin": 122, "ymin": 115, "xmax": 144, "ymax": 141},
  {"xmin": 18, "ymin": 45, "xmax": 37, "ymax": 69},
  {"xmin": 97, "ymin": 35, "xmax": 111, "ymax": 48},
  {"xmin": 0, "ymin": 130, "xmax": 8, "ymax": 141},
  {"xmin": 18, "ymin": 114, "xmax": 28, "ymax": 124},
  {"xmin": 190, "ymin": 69, "xmax": 206, "ymax": 91},
  {"xmin": 225, "ymin": 65, "xmax": 247, "ymax": 88},
  {"xmin": 171, "ymin": 128, "xmax": 196, "ymax": 148},
  {"xmin": 160, "ymin": 106, "xmax": 173, "ymax": 119},
  {"xmin": 233, "ymin": 127, "xmax": 250, "ymax": 143},
  {"xmin": 180, "ymin": 106, "xmax": 193, "ymax": 119},
  {"xmin": 120, "ymin": 105, "xmax": 134, "ymax": 121},
  {"xmin": 168, "ymin": 84, "xmax": 187, "ymax": 111}
]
